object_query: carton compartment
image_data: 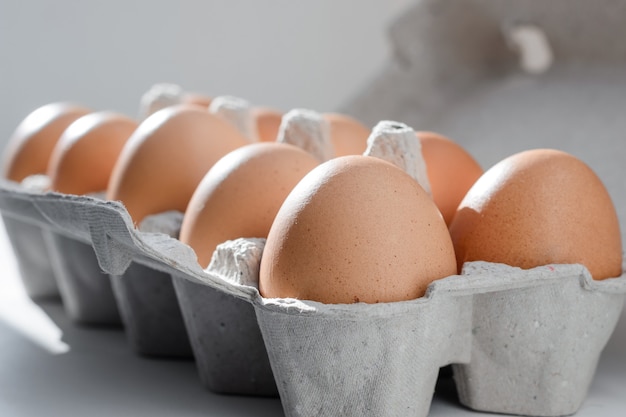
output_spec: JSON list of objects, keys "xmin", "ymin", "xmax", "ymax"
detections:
[
  {"xmin": 2, "ymin": 215, "xmax": 59, "ymax": 300},
  {"xmin": 110, "ymin": 262, "xmax": 192, "ymax": 358},
  {"xmin": 44, "ymin": 230, "xmax": 121, "ymax": 326},
  {"xmin": 172, "ymin": 274, "xmax": 277, "ymax": 396}
]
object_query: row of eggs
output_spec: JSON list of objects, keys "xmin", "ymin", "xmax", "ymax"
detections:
[{"xmin": 2, "ymin": 84, "xmax": 622, "ymax": 306}]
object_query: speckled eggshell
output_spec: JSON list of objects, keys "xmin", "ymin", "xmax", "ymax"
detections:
[
  {"xmin": 107, "ymin": 104, "xmax": 249, "ymax": 225},
  {"xmin": 324, "ymin": 113, "xmax": 370, "ymax": 156},
  {"xmin": 449, "ymin": 149, "xmax": 623, "ymax": 279},
  {"xmin": 2, "ymin": 103, "xmax": 91, "ymax": 182},
  {"xmin": 180, "ymin": 142, "xmax": 320, "ymax": 268},
  {"xmin": 47, "ymin": 112, "xmax": 138, "ymax": 195},
  {"xmin": 259, "ymin": 155, "xmax": 457, "ymax": 304},
  {"xmin": 417, "ymin": 131, "xmax": 483, "ymax": 226},
  {"xmin": 252, "ymin": 107, "xmax": 283, "ymax": 142}
]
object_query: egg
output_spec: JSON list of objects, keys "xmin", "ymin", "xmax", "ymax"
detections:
[
  {"xmin": 324, "ymin": 113, "xmax": 370, "ymax": 156},
  {"xmin": 253, "ymin": 107, "xmax": 283, "ymax": 142},
  {"xmin": 107, "ymin": 104, "xmax": 249, "ymax": 225},
  {"xmin": 182, "ymin": 92, "xmax": 212, "ymax": 109},
  {"xmin": 180, "ymin": 142, "xmax": 320, "ymax": 267},
  {"xmin": 417, "ymin": 131, "xmax": 483, "ymax": 225},
  {"xmin": 47, "ymin": 112, "xmax": 138, "ymax": 195},
  {"xmin": 2, "ymin": 103, "xmax": 91, "ymax": 182},
  {"xmin": 449, "ymin": 149, "xmax": 622, "ymax": 279},
  {"xmin": 259, "ymin": 155, "xmax": 457, "ymax": 303}
]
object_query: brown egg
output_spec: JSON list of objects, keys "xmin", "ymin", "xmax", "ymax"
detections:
[
  {"xmin": 449, "ymin": 149, "xmax": 622, "ymax": 279},
  {"xmin": 47, "ymin": 112, "xmax": 138, "ymax": 195},
  {"xmin": 107, "ymin": 104, "xmax": 249, "ymax": 225},
  {"xmin": 252, "ymin": 107, "xmax": 283, "ymax": 142},
  {"xmin": 417, "ymin": 131, "xmax": 483, "ymax": 226},
  {"xmin": 180, "ymin": 142, "xmax": 320, "ymax": 267},
  {"xmin": 3, "ymin": 103, "xmax": 91, "ymax": 182},
  {"xmin": 259, "ymin": 155, "xmax": 457, "ymax": 303},
  {"xmin": 324, "ymin": 113, "xmax": 370, "ymax": 156},
  {"xmin": 182, "ymin": 92, "xmax": 212, "ymax": 109}
]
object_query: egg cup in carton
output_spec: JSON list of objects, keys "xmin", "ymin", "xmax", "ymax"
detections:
[
  {"xmin": 108, "ymin": 211, "xmax": 192, "ymax": 358},
  {"xmin": 0, "ymin": 178, "xmax": 60, "ymax": 300}
]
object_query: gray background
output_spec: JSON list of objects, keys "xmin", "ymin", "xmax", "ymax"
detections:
[{"xmin": 0, "ymin": 0, "xmax": 409, "ymax": 162}]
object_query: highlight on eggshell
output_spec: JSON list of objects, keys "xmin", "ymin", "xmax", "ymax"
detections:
[
  {"xmin": 259, "ymin": 154, "xmax": 457, "ymax": 304},
  {"xmin": 417, "ymin": 131, "xmax": 483, "ymax": 226},
  {"xmin": 449, "ymin": 148, "xmax": 622, "ymax": 280},
  {"xmin": 47, "ymin": 111, "xmax": 138, "ymax": 195},
  {"xmin": 2, "ymin": 102, "xmax": 91, "ymax": 182},
  {"xmin": 106, "ymin": 104, "xmax": 249, "ymax": 225},
  {"xmin": 180, "ymin": 142, "xmax": 320, "ymax": 268}
]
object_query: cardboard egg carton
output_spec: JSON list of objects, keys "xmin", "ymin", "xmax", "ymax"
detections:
[
  {"xmin": 0, "ymin": 185, "xmax": 624, "ymax": 416},
  {"xmin": 2, "ymin": 0, "xmax": 626, "ymax": 414}
]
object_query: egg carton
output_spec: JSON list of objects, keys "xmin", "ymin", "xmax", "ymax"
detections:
[
  {"xmin": 0, "ymin": 179, "xmax": 60, "ymax": 300},
  {"xmin": 0, "ymin": 182, "xmax": 624, "ymax": 416},
  {"xmin": 43, "ymin": 229, "xmax": 121, "ymax": 326},
  {"xmin": 108, "ymin": 211, "xmax": 192, "ymax": 358},
  {"xmin": 2, "ymin": 0, "xmax": 626, "ymax": 414},
  {"xmin": 1, "ymin": 215, "xmax": 59, "ymax": 300}
]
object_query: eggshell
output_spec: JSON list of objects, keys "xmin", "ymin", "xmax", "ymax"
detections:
[
  {"xmin": 182, "ymin": 92, "xmax": 212, "ymax": 109},
  {"xmin": 449, "ymin": 149, "xmax": 622, "ymax": 279},
  {"xmin": 107, "ymin": 105, "xmax": 249, "ymax": 225},
  {"xmin": 2, "ymin": 103, "xmax": 91, "ymax": 182},
  {"xmin": 324, "ymin": 113, "xmax": 370, "ymax": 156},
  {"xmin": 259, "ymin": 155, "xmax": 457, "ymax": 303},
  {"xmin": 47, "ymin": 112, "xmax": 138, "ymax": 195},
  {"xmin": 180, "ymin": 142, "xmax": 320, "ymax": 268},
  {"xmin": 417, "ymin": 131, "xmax": 483, "ymax": 225},
  {"xmin": 252, "ymin": 107, "xmax": 283, "ymax": 142}
]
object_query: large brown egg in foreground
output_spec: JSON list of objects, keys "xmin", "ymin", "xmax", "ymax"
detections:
[
  {"xmin": 3, "ymin": 103, "xmax": 91, "ymax": 182},
  {"xmin": 107, "ymin": 105, "xmax": 249, "ymax": 225},
  {"xmin": 259, "ymin": 155, "xmax": 457, "ymax": 304},
  {"xmin": 47, "ymin": 112, "xmax": 138, "ymax": 195},
  {"xmin": 180, "ymin": 142, "xmax": 320, "ymax": 267},
  {"xmin": 418, "ymin": 131, "xmax": 483, "ymax": 226},
  {"xmin": 449, "ymin": 149, "xmax": 622, "ymax": 279}
]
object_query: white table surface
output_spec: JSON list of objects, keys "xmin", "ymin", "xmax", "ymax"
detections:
[{"xmin": 1, "ymin": 217, "xmax": 625, "ymax": 417}]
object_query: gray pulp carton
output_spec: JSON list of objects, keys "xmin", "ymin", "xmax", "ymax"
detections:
[
  {"xmin": 109, "ymin": 262, "xmax": 192, "ymax": 358},
  {"xmin": 109, "ymin": 212, "xmax": 192, "ymax": 358},
  {"xmin": 0, "ymin": 180, "xmax": 60, "ymax": 299},
  {"xmin": 172, "ymin": 273, "xmax": 277, "ymax": 395},
  {"xmin": 44, "ymin": 229, "xmax": 121, "ymax": 325},
  {"xmin": 2, "ymin": 215, "xmax": 59, "ymax": 299},
  {"xmin": 0, "ymin": 183, "xmax": 121, "ymax": 325}
]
